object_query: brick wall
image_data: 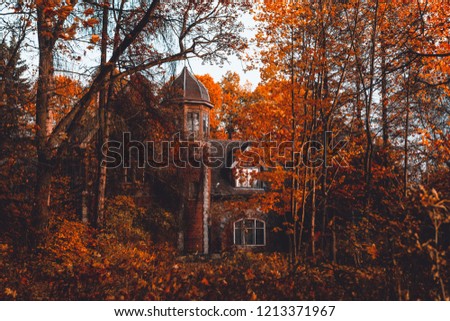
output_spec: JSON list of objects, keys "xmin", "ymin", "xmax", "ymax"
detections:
[
  {"xmin": 184, "ymin": 199, "xmax": 204, "ymax": 252},
  {"xmin": 178, "ymin": 162, "xmax": 210, "ymax": 254}
]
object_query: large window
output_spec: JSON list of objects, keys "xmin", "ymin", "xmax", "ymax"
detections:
[
  {"xmin": 187, "ymin": 112, "xmax": 200, "ymax": 136},
  {"xmin": 235, "ymin": 168, "xmax": 261, "ymax": 189},
  {"xmin": 234, "ymin": 219, "xmax": 265, "ymax": 246}
]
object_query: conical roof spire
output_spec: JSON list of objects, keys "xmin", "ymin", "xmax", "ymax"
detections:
[{"xmin": 169, "ymin": 67, "xmax": 213, "ymax": 108}]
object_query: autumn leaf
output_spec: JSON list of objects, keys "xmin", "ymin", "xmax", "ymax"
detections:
[
  {"xmin": 91, "ymin": 34, "xmax": 100, "ymax": 43},
  {"xmin": 367, "ymin": 244, "xmax": 378, "ymax": 260},
  {"xmin": 4, "ymin": 288, "xmax": 17, "ymax": 299},
  {"xmin": 84, "ymin": 8, "xmax": 95, "ymax": 16},
  {"xmin": 244, "ymin": 268, "xmax": 255, "ymax": 280},
  {"xmin": 84, "ymin": 18, "xmax": 99, "ymax": 27}
]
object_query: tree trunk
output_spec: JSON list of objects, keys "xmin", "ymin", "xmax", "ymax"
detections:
[
  {"xmin": 93, "ymin": 3, "xmax": 110, "ymax": 227},
  {"xmin": 311, "ymin": 172, "xmax": 316, "ymax": 259},
  {"xmin": 332, "ymin": 214, "xmax": 337, "ymax": 263},
  {"xmin": 364, "ymin": 0, "xmax": 379, "ymax": 211},
  {"xmin": 403, "ymin": 71, "xmax": 410, "ymax": 198},
  {"xmin": 319, "ymin": 6, "xmax": 329, "ymax": 259},
  {"xmin": 31, "ymin": 163, "xmax": 53, "ymax": 247},
  {"xmin": 298, "ymin": 165, "xmax": 308, "ymax": 259},
  {"xmin": 356, "ymin": 77, "xmax": 362, "ymax": 126},
  {"xmin": 30, "ymin": 7, "xmax": 55, "ymax": 247},
  {"xmin": 381, "ymin": 45, "xmax": 388, "ymax": 152},
  {"xmin": 321, "ymin": 125, "xmax": 328, "ymax": 258},
  {"xmin": 289, "ymin": 26, "xmax": 299, "ymax": 261}
]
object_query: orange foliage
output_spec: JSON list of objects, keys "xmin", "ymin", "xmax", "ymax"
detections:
[
  {"xmin": 50, "ymin": 76, "xmax": 83, "ymax": 123},
  {"xmin": 195, "ymin": 74, "xmax": 225, "ymax": 139}
]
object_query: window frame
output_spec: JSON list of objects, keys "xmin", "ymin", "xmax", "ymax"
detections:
[
  {"xmin": 186, "ymin": 111, "xmax": 200, "ymax": 136},
  {"xmin": 235, "ymin": 167, "xmax": 262, "ymax": 189},
  {"xmin": 202, "ymin": 112, "xmax": 209, "ymax": 139},
  {"xmin": 233, "ymin": 218, "xmax": 266, "ymax": 247}
]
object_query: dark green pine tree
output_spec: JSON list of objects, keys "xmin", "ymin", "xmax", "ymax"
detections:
[
  {"xmin": 0, "ymin": 37, "xmax": 33, "ymax": 250},
  {"xmin": 0, "ymin": 36, "xmax": 31, "ymax": 149}
]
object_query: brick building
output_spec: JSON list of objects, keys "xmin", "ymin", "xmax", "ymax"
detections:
[
  {"xmin": 71, "ymin": 67, "xmax": 287, "ymax": 254},
  {"xmin": 160, "ymin": 67, "xmax": 287, "ymax": 254}
]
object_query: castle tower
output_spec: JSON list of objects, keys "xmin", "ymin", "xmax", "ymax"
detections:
[{"xmin": 168, "ymin": 67, "xmax": 212, "ymax": 254}]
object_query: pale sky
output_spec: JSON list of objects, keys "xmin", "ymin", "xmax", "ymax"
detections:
[
  {"xmin": 188, "ymin": 53, "xmax": 260, "ymax": 89},
  {"xmin": 12, "ymin": 7, "xmax": 260, "ymax": 89},
  {"xmin": 174, "ymin": 12, "xmax": 260, "ymax": 88}
]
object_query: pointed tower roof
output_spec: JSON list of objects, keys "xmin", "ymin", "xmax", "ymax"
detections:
[{"xmin": 169, "ymin": 67, "xmax": 213, "ymax": 108}]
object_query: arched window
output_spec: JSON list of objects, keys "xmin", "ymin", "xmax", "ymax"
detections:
[{"xmin": 234, "ymin": 219, "xmax": 265, "ymax": 246}]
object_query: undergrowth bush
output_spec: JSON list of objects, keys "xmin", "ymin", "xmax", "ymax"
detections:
[{"xmin": 1, "ymin": 191, "xmax": 448, "ymax": 300}]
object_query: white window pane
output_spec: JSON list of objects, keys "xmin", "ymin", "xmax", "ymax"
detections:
[
  {"xmin": 193, "ymin": 113, "xmax": 199, "ymax": 132},
  {"xmin": 234, "ymin": 219, "xmax": 265, "ymax": 246},
  {"xmin": 187, "ymin": 113, "xmax": 193, "ymax": 131},
  {"xmin": 187, "ymin": 112, "xmax": 200, "ymax": 135},
  {"xmin": 203, "ymin": 113, "xmax": 209, "ymax": 138}
]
